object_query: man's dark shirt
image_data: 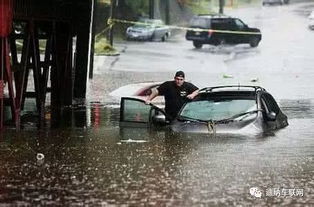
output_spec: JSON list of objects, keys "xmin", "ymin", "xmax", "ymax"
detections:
[{"xmin": 157, "ymin": 81, "xmax": 198, "ymax": 120}]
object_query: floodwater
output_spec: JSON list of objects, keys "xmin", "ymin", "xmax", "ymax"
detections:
[{"xmin": 0, "ymin": 99, "xmax": 313, "ymax": 206}]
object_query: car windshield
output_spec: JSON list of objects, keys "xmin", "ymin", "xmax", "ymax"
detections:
[
  {"xmin": 134, "ymin": 19, "xmax": 163, "ymax": 28},
  {"xmin": 144, "ymin": 19, "xmax": 163, "ymax": 25},
  {"xmin": 133, "ymin": 23, "xmax": 154, "ymax": 29},
  {"xmin": 179, "ymin": 99, "xmax": 257, "ymax": 121}
]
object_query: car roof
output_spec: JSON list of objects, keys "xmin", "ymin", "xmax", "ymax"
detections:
[
  {"xmin": 199, "ymin": 85, "xmax": 265, "ymax": 92},
  {"xmin": 138, "ymin": 18, "xmax": 164, "ymax": 24},
  {"xmin": 197, "ymin": 85, "xmax": 266, "ymax": 100},
  {"xmin": 194, "ymin": 14, "xmax": 232, "ymax": 19}
]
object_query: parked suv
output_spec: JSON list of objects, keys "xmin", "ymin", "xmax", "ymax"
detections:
[
  {"xmin": 185, "ymin": 14, "xmax": 262, "ymax": 48},
  {"xmin": 262, "ymin": 0, "xmax": 289, "ymax": 6}
]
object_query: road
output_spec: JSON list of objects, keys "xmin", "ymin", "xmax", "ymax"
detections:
[{"xmin": 91, "ymin": 2, "xmax": 314, "ymax": 101}]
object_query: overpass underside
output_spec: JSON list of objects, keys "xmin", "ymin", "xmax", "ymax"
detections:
[{"xmin": 0, "ymin": 0, "xmax": 94, "ymax": 129}]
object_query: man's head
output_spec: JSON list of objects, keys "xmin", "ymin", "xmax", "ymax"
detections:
[{"xmin": 174, "ymin": 71, "xmax": 185, "ymax": 87}]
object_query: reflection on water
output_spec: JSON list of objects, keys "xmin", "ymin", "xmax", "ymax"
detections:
[
  {"xmin": 0, "ymin": 99, "xmax": 313, "ymax": 205},
  {"xmin": 280, "ymin": 99, "xmax": 314, "ymax": 119}
]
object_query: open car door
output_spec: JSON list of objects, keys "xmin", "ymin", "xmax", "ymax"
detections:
[{"xmin": 120, "ymin": 97, "xmax": 167, "ymax": 127}]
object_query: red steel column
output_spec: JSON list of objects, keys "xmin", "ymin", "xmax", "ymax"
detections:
[
  {"xmin": 0, "ymin": 0, "xmax": 19, "ymax": 129},
  {"xmin": 0, "ymin": 0, "xmax": 13, "ymax": 38}
]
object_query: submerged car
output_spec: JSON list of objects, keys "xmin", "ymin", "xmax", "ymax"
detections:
[
  {"xmin": 120, "ymin": 85, "xmax": 288, "ymax": 135},
  {"xmin": 185, "ymin": 14, "xmax": 262, "ymax": 48},
  {"xmin": 126, "ymin": 18, "xmax": 171, "ymax": 41}
]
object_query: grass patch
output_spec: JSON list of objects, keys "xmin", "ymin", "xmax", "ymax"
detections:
[
  {"xmin": 94, "ymin": 37, "xmax": 119, "ymax": 56},
  {"xmin": 186, "ymin": 0, "xmax": 217, "ymax": 14}
]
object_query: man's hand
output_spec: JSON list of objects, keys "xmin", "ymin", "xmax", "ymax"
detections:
[
  {"xmin": 186, "ymin": 94, "xmax": 194, "ymax": 100},
  {"xmin": 187, "ymin": 89, "xmax": 199, "ymax": 100},
  {"xmin": 145, "ymin": 99, "xmax": 151, "ymax": 105},
  {"xmin": 145, "ymin": 88, "xmax": 159, "ymax": 104}
]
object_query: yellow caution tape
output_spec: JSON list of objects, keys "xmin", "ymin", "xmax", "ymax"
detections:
[
  {"xmin": 95, "ymin": 19, "xmax": 116, "ymax": 39},
  {"xmin": 109, "ymin": 18, "xmax": 261, "ymax": 35}
]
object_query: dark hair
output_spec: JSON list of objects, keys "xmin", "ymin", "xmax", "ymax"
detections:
[{"xmin": 175, "ymin": 71, "xmax": 185, "ymax": 78}]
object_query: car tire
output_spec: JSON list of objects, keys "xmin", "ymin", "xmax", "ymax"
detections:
[
  {"xmin": 193, "ymin": 41, "xmax": 203, "ymax": 49},
  {"xmin": 249, "ymin": 37, "xmax": 259, "ymax": 47},
  {"xmin": 161, "ymin": 33, "xmax": 168, "ymax": 42},
  {"xmin": 150, "ymin": 33, "xmax": 155, "ymax": 41},
  {"xmin": 218, "ymin": 39, "xmax": 225, "ymax": 46},
  {"xmin": 213, "ymin": 39, "xmax": 225, "ymax": 46}
]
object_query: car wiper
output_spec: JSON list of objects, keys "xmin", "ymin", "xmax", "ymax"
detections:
[
  {"xmin": 177, "ymin": 115, "xmax": 208, "ymax": 123},
  {"xmin": 177, "ymin": 110, "xmax": 261, "ymax": 124},
  {"xmin": 214, "ymin": 110, "xmax": 261, "ymax": 124}
]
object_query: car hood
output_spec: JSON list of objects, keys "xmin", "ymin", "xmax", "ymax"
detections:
[{"xmin": 170, "ymin": 115, "xmax": 264, "ymax": 135}]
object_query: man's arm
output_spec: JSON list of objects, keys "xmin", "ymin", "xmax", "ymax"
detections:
[
  {"xmin": 186, "ymin": 89, "xmax": 199, "ymax": 100},
  {"xmin": 145, "ymin": 88, "xmax": 159, "ymax": 104}
]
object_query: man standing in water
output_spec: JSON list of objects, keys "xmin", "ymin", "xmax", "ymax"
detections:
[{"xmin": 145, "ymin": 71, "xmax": 199, "ymax": 121}]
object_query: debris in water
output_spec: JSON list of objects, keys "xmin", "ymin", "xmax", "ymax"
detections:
[
  {"xmin": 250, "ymin": 78, "xmax": 259, "ymax": 82},
  {"xmin": 120, "ymin": 139, "xmax": 148, "ymax": 143},
  {"xmin": 36, "ymin": 153, "xmax": 45, "ymax": 161},
  {"xmin": 223, "ymin": 74, "xmax": 233, "ymax": 78}
]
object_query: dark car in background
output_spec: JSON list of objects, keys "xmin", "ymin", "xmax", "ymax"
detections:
[
  {"xmin": 309, "ymin": 10, "xmax": 314, "ymax": 30},
  {"xmin": 185, "ymin": 14, "xmax": 262, "ymax": 48},
  {"xmin": 120, "ymin": 86, "xmax": 288, "ymax": 135},
  {"xmin": 126, "ymin": 18, "xmax": 171, "ymax": 41},
  {"xmin": 262, "ymin": 0, "xmax": 289, "ymax": 6}
]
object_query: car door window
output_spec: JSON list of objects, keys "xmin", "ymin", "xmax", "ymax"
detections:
[
  {"xmin": 261, "ymin": 98, "xmax": 269, "ymax": 114},
  {"xmin": 120, "ymin": 97, "xmax": 165, "ymax": 127},
  {"xmin": 261, "ymin": 94, "xmax": 280, "ymax": 114},
  {"xmin": 234, "ymin": 19, "xmax": 246, "ymax": 30},
  {"xmin": 120, "ymin": 98, "xmax": 152, "ymax": 124},
  {"xmin": 212, "ymin": 19, "xmax": 229, "ymax": 30}
]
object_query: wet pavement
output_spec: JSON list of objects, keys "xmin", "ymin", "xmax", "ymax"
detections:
[{"xmin": 1, "ymin": 2, "xmax": 314, "ymax": 206}]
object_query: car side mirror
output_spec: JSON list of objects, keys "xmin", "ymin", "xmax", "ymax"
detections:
[
  {"xmin": 267, "ymin": 111, "xmax": 276, "ymax": 121},
  {"xmin": 152, "ymin": 114, "xmax": 167, "ymax": 125}
]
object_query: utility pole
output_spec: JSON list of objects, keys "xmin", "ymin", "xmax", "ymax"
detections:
[
  {"xmin": 219, "ymin": 0, "xmax": 224, "ymax": 14},
  {"xmin": 108, "ymin": 0, "xmax": 116, "ymax": 46},
  {"xmin": 165, "ymin": 0, "xmax": 170, "ymax": 24},
  {"xmin": 149, "ymin": 0, "xmax": 154, "ymax": 19}
]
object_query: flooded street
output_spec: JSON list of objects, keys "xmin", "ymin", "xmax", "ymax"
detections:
[
  {"xmin": 1, "ymin": 2, "xmax": 314, "ymax": 206},
  {"xmin": 0, "ymin": 101, "xmax": 313, "ymax": 205}
]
